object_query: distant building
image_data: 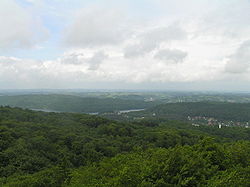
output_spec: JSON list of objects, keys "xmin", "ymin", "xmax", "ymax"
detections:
[
  {"xmin": 145, "ymin": 97, "xmax": 154, "ymax": 102},
  {"xmin": 192, "ymin": 123, "xmax": 200, "ymax": 127}
]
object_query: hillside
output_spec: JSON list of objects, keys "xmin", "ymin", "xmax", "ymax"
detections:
[
  {"xmin": 0, "ymin": 94, "xmax": 157, "ymax": 113},
  {"xmin": 0, "ymin": 107, "xmax": 249, "ymax": 186},
  {"xmin": 122, "ymin": 102, "xmax": 250, "ymax": 124}
]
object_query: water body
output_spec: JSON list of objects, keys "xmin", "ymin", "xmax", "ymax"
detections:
[
  {"xmin": 31, "ymin": 108, "xmax": 61, "ymax": 113},
  {"xmin": 88, "ymin": 112, "xmax": 99, "ymax": 115},
  {"xmin": 118, "ymin": 109, "xmax": 145, "ymax": 114},
  {"xmin": 30, "ymin": 108, "xmax": 145, "ymax": 114}
]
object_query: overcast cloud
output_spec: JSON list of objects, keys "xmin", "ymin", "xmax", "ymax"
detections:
[
  {"xmin": 124, "ymin": 24, "xmax": 187, "ymax": 58},
  {"xmin": 0, "ymin": 0, "xmax": 250, "ymax": 91},
  {"xmin": 64, "ymin": 6, "xmax": 129, "ymax": 47},
  {"xmin": 154, "ymin": 49, "xmax": 187, "ymax": 63},
  {"xmin": 225, "ymin": 40, "xmax": 250, "ymax": 74},
  {"xmin": 0, "ymin": 0, "xmax": 48, "ymax": 50}
]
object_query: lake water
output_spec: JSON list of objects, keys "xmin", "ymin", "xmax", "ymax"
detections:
[
  {"xmin": 31, "ymin": 108, "xmax": 145, "ymax": 114},
  {"xmin": 118, "ymin": 109, "xmax": 145, "ymax": 113},
  {"xmin": 31, "ymin": 108, "xmax": 61, "ymax": 113}
]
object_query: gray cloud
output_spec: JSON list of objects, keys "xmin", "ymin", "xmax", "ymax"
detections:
[
  {"xmin": 88, "ymin": 51, "xmax": 108, "ymax": 70},
  {"xmin": 64, "ymin": 7, "xmax": 128, "ymax": 48},
  {"xmin": 2, "ymin": 0, "xmax": 250, "ymax": 90},
  {"xmin": 124, "ymin": 25, "xmax": 186, "ymax": 58},
  {"xmin": 154, "ymin": 49, "xmax": 187, "ymax": 63},
  {"xmin": 60, "ymin": 50, "xmax": 108, "ymax": 70},
  {"xmin": 225, "ymin": 40, "xmax": 250, "ymax": 73},
  {"xmin": 142, "ymin": 24, "xmax": 187, "ymax": 45},
  {"xmin": 123, "ymin": 44, "xmax": 145, "ymax": 58},
  {"xmin": 60, "ymin": 52, "xmax": 85, "ymax": 65}
]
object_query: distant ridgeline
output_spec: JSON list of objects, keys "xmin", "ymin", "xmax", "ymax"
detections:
[
  {"xmin": 0, "ymin": 94, "xmax": 158, "ymax": 113},
  {"xmin": 123, "ymin": 102, "xmax": 250, "ymax": 126},
  {"xmin": 0, "ymin": 106, "xmax": 249, "ymax": 186}
]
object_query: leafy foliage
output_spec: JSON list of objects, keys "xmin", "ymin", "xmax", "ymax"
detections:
[
  {"xmin": 0, "ymin": 107, "xmax": 249, "ymax": 186},
  {"xmin": 69, "ymin": 139, "xmax": 250, "ymax": 186}
]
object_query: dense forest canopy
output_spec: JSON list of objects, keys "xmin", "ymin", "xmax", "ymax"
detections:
[{"xmin": 0, "ymin": 106, "xmax": 249, "ymax": 186}]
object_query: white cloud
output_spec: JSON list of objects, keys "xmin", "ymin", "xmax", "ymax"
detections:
[
  {"xmin": 0, "ymin": 0, "xmax": 48, "ymax": 50},
  {"xmin": 154, "ymin": 49, "xmax": 187, "ymax": 63},
  {"xmin": 59, "ymin": 50, "xmax": 108, "ymax": 71},
  {"xmin": 60, "ymin": 51, "xmax": 85, "ymax": 65},
  {"xmin": 0, "ymin": 49, "xmax": 223, "ymax": 89},
  {"xmin": 124, "ymin": 24, "xmax": 187, "ymax": 58},
  {"xmin": 200, "ymin": 0, "xmax": 250, "ymax": 39},
  {"xmin": 142, "ymin": 24, "xmax": 187, "ymax": 44},
  {"xmin": 1, "ymin": 0, "xmax": 250, "ymax": 90},
  {"xmin": 225, "ymin": 40, "xmax": 250, "ymax": 73},
  {"xmin": 88, "ymin": 51, "xmax": 108, "ymax": 70},
  {"xmin": 64, "ymin": 6, "xmax": 129, "ymax": 48}
]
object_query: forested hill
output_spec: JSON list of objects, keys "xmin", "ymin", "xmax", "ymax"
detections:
[
  {"xmin": 137, "ymin": 102, "xmax": 250, "ymax": 122},
  {"xmin": 0, "ymin": 94, "xmax": 157, "ymax": 113},
  {"xmin": 0, "ymin": 107, "xmax": 249, "ymax": 186}
]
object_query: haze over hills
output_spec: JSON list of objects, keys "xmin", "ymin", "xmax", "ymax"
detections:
[
  {"xmin": 2, "ymin": 91, "xmax": 250, "ymax": 114},
  {"xmin": 0, "ymin": 94, "xmax": 158, "ymax": 113}
]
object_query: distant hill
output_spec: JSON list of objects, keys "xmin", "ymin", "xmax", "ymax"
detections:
[
  {"xmin": 127, "ymin": 102, "xmax": 250, "ymax": 122},
  {"xmin": 0, "ymin": 94, "xmax": 157, "ymax": 113}
]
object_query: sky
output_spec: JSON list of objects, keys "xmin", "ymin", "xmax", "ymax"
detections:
[{"xmin": 0, "ymin": 0, "xmax": 250, "ymax": 91}]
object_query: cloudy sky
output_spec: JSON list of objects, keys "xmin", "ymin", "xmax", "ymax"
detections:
[{"xmin": 0, "ymin": 0, "xmax": 250, "ymax": 91}]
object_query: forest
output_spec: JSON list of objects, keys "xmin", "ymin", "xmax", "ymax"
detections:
[
  {"xmin": 119, "ymin": 102, "xmax": 250, "ymax": 123},
  {"xmin": 0, "ymin": 95, "xmax": 158, "ymax": 113},
  {"xmin": 0, "ymin": 106, "xmax": 249, "ymax": 186}
]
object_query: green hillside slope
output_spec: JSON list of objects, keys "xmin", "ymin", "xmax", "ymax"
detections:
[
  {"xmin": 0, "ymin": 94, "xmax": 157, "ymax": 113},
  {"xmin": 126, "ymin": 102, "xmax": 250, "ymax": 123},
  {"xmin": 0, "ymin": 107, "xmax": 249, "ymax": 186}
]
